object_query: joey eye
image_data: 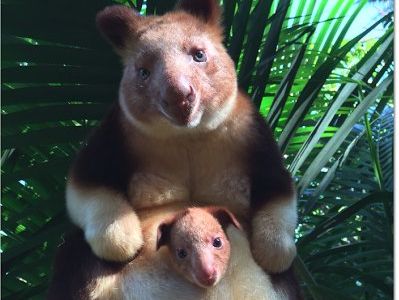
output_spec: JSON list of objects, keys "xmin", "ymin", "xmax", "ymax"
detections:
[
  {"xmin": 212, "ymin": 238, "xmax": 222, "ymax": 248},
  {"xmin": 177, "ymin": 249, "xmax": 187, "ymax": 259},
  {"xmin": 138, "ymin": 68, "xmax": 150, "ymax": 80},
  {"xmin": 193, "ymin": 50, "xmax": 207, "ymax": 62}
]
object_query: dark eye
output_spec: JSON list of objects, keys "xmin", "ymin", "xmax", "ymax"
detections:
[
  {"xmin": 138, "ymin": 68, "xmax": 150, "ymax": 80},
  {"xmin": 213, "ymin": 238, "xmax": 222, "ymax": 248},
  {"xmin": 177, "ymin": 249, "xmax": 187, "ymax": 259},
  {"xmin": 193, "ymin": 50, "xmax": 207, "ymax": 62}
]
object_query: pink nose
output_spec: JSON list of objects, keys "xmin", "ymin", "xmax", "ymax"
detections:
[
  {"xmin": 165, "ymin": 76, "xmax": 195, "ymax": 106},
  {"xmin": 197, "ymin": 266, "xmax": 217, "ymax": 286},
  {"xmin": 160, "ymin": 75, "xmax": 197, "ymax": 125},
  {"xmin": 176, "ymin": 85, "xmax": 195, "ymax": 109}
]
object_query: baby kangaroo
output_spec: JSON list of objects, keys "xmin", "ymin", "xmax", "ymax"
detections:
[{"xmin": 156, "ymin": 207, "xmax": 241, "ymax": 288}]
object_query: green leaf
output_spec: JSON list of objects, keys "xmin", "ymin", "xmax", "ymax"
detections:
[
  {"xmin": 237, "ymin": 0, "xmax": 275, "ymax": 89},
  {"xmin": 266, "ymin": 27, "xmax": 314, "ymax": 130},
  {"xmin": 251, "ymin": 0, "xmax": 291, "ymax": 107},
  {"xmin": 364, "ymin": 114, "xmax": 384, "ymax": 190},
  {"xmin": 278, "ymin": 13, "xmax": 392, "ymax": 153},
  {"xmin": 298, "ymin": 191, "xmax": 392, "ymax": 247},
  {"xmin": 227, "ymin": 0, "xmax": 253, "ymax": 64},
  {"xmin": 297, "ymin": 75, "xmax": 392, "ymax": 193},
  {"xmin": 290, "ymin": 32, "xmax": 393, "ymax": 175}
]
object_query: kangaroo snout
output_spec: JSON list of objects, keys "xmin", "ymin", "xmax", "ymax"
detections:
[{"xmin": 160, "ymin": 75, "xmax": 199, "ymax": 126}]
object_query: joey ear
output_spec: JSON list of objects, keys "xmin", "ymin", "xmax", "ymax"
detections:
[
  {"xmin": 96, "ymin": 5, "xmax": 141, "ymax": 51},
  {"xmin": 206, "ymin": 206, "xmax": 242, "ymax": 231},
  {"xmin": 176, "ymin": 0, "xmax": 222, "ymax": 26},
  {"xmin": 156, "ymin": 219, "xmax": 175, "ymax": 251}
]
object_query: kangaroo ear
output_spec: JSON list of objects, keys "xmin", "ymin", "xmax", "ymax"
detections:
[
  {"xmin": 156, "ymin": 217, "xmax": 175, "ymax": 251},
  {"xmin": 205, "ymin": 206, "xmax": 242, "ymax": 231},
  {"xmin": 176, "ymin": 0, "xmax": 222, "ymax": 26},
  {"xmin": 96, "ymin": 5, "xmax": 142, "ymax": 51}
]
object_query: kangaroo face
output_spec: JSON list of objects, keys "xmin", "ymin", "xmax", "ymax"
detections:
[{"xmin": 97, "ymin": 5, "xmax": 237, "ymax": 137}]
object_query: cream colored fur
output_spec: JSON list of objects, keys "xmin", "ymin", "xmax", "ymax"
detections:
[
  {"xmin": 66, "ymin": 181, "xmax": 143, "ymax": 262},
  {"xmin": 91, "ymin": 204, "xmax": 286, "ymax": 300},
  {"xmin": 90, "ymin": 273, "xmax": 121, "ymax": 300},
  {"xmin": 251, "ymin": 195, "xmax": 298, "ymax": 273}
]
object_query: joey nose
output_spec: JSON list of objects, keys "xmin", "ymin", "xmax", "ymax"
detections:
[{"xmin": 198, "ymin": 265, "xmax": 217, "ymax": 286}]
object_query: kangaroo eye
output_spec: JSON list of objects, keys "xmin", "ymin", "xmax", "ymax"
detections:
[
  {"xmin": 177, "ymin": 248, "xmax": 187, "ymax": 259},
  {"xmin": 138, "ymin": 68, "xmax": 150, "ymax": 80},
  {"xmin": 193, "ymin": 50, "xmax": 207, "ymax": 62},
  {"xmin": 213, "ymin": 237, "xmax": 222, "ymax": 248}
]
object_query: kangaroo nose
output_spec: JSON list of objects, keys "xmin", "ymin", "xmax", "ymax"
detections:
[
  {"xmin": 166, "ymin": 76, "xmax": 195, "ymax": 105},
  {"xmin": 176, "ymin": 85, "xmax": 195, "ymax": 110},
  {"xmin": 160, "ymin": 75, "xmax": 198, "ymax": 125}
]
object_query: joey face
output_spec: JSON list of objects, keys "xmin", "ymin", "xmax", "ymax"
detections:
[
  {"xmin": 156, "ymin": 207, "xmax": 241, "ymax": 288},
  {"xmin": 169, "ymin": 213, "xmax": 230, "ymax": 288},
  {"xmin": 97, "ymin": 2, "xmax": 238, "ymax": 137}
]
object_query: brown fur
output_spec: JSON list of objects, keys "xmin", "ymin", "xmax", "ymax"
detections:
[
  {"xmin": 47, "ymin": 229, "xmax": 126, "ymax": 300},
  {"xmin": 175, "ymin": 0, "xmax": 222, "ymax": 26},
  {"xmin": 57, "ymin": 0, "xmax": 301, "ymax": 298},
  {"xmin": 156, "ymin": 207, "xmax": 240, "ymax": 288}
]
